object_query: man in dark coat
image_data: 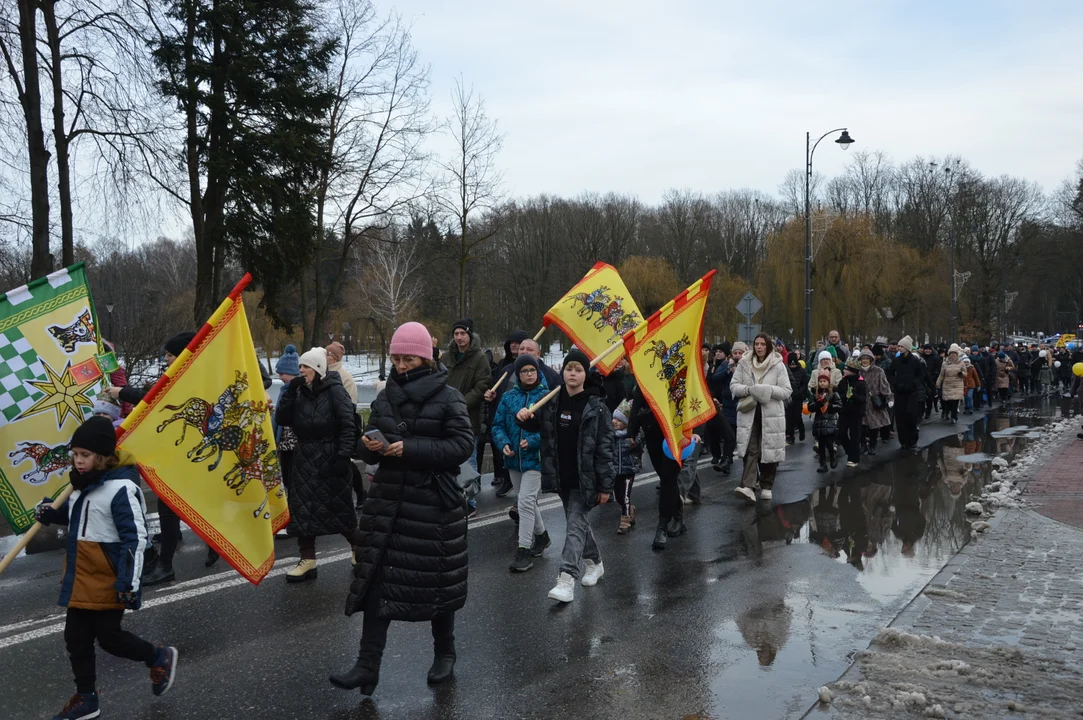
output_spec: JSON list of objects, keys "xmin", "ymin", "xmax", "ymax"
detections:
[
  {"xmin": 275, "ymin": 347, "xmax": 361, "ymax": 581},
  {"xmin": 709, "ymin": 341, "xmax": 741, "ymax": 474},
  {"xmin": 445, "ymin": 319, "xmax": 491, "ymax": 515},
  {"xmin": 887, "ymin": 336, "xmax": 926, "ymax": 449},
  {"xmin": 339, "ymin": 324, "xmax": 474, "ymax": 693},
  {"xmin": 921, "ymin": 344, "xmax": 943, "ymax": 419}
]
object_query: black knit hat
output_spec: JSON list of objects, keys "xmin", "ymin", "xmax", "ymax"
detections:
[
  {"xmin": 164, "ymin": 331, "xmax": 196, "ymax": 357},
  {"xmin": 71, "ymin": 416, "xmax": 117, "ymax": 458},
  {"xmin": 452, "ymin": 318, "xmax": 473, "ymax": 334},
  {"xmin": 513, "ymin": 353, "xmax": 540, "ymax": 375},
  {"xmin": 563, "ymin": 348, "xmax": 591, "ymax": 373}
]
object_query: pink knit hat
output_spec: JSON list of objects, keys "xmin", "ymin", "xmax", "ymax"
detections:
[{"xmin": 389, "ymin": 322, "xmax": 432, "ymax": 359}]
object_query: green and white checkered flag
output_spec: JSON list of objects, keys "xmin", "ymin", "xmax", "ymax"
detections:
[{"xmin": 0, "ymin": 264, "xmax": 110, "ymax": 533}]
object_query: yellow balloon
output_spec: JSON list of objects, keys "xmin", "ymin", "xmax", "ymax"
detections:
[{"xmin": 1074, "ymin": 362, "xmax": 1083, "ymax": 378}]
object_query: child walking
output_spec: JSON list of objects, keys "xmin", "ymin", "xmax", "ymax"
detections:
[
  {"xmin": 809, "ymin": 371, "xmax": 842, "ymax": 473},
  {"xmin": 837, "ymin": 358, "xmax": 867, "ymax": 467},
  {"xmin": 611, "ymin": 399, "xmax": 643, "ymax": 534},
  {"xmin": 517, "ymin": 349, "xmax": 614, "ymax": 604},
  {"xmin": 491, "ymin": 354, "xmax": 552, "ymax": 572},
  {"xmin": 35, "ymin": 416, "xmax": 178, "ymax": 720}
]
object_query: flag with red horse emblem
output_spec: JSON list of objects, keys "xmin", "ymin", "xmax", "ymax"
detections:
[
  {"xmin": 622, "ymin": 270, "xmax": 717, "ymax": 467},
  {"xmin": 118, "ymin": 274, "xmax": 288, "ymax": 584},
  {"xmin": 543, "ymin": 262, "xmax": 643, "ymax": 375}
]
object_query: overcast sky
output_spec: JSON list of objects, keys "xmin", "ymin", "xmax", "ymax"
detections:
[{"xmin": 399, "ymin": 0, "xmax": 1083, "ymax": 203}]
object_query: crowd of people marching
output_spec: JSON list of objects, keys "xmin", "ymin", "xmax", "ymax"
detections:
[{"xmin": 32, "ymin": 317, "xmax": 1079, "ymax": 719}]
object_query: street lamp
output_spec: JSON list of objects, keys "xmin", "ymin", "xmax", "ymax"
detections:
[
  {"xmin": 805, "ymin": 128, "xmax": 853, "ymax": 356},
  {"xmin": 105, "ymin": 303, "xmax": 114, "ymax": 342}
]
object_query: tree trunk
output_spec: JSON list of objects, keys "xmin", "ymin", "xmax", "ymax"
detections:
[
  {"xmin": 196, "ymin": 5, "xmax": 229, "ymax": 324},
  {"xmin": 182, "ymin": 0, "xmax": 212, "ymax": 325},
  {"xmin": 458, "ymin": 214, "xmax": 468, "ymax": 317},
  {"xmin": 17, "ymin": 0, "xmax": 52, "ymax": 279},
  {"xmin": 40, "ymin": 1, "xmax": 73, "ymax": 268}
]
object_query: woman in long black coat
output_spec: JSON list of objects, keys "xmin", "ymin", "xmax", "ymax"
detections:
[
  {"xmin": 332, "ymin": 321, "xmax": 474, "ymax": 696},
  {"xmin": 274, "ymin": 347, "xmax": 361, "ymax": 582}
]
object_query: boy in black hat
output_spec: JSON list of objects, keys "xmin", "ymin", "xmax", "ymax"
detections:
[
  {"xmin": 516, "ymin": 349, "xmax": 614, "ymax": 603},
  {"xmin": 36, "ymin": 417, "xmax": 179, "ymax": 719}
]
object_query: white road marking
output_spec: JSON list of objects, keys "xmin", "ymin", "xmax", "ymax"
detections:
[{"xmin": 0, "ymin": 459, "xmax": 711, "ymax": 651}]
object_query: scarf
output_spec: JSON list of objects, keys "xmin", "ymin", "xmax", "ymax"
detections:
[
  {"xmin": 391, "ymin": 365, "xmax": 435, "ymax": 386},
  {"xmin": 750, "ymin": 354, "xmax": 772, "ymax": 384}
]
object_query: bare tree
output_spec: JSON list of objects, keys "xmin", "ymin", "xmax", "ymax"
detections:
[
  {"xmin": 435, "ymin": 77, "xmax": 504, "ymax": 317},
  {"xmin": 300, "ymin": 0, "xmax": 433, "ymax": 347},
  {"xmin": 355, "ymin": 228, "xmax": 423, "ymax": 376},
  {"xmin": 0, "ymin": 1, "xmax": 52, "ymax": 277}
]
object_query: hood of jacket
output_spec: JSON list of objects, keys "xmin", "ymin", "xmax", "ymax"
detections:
[{"xmin": 503, "ymin": 330, "xmax": 530, "ymax": 367}]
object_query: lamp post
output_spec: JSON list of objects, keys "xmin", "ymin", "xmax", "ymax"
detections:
[
  {"xmin": 105, "ymin": 303, "xmax": 114, "ymax": 342},
  {"xmin": 805, "ymin": 128, "xmax": 853, "ymax": 357}
]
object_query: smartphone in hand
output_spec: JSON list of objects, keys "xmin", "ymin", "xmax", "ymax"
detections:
[{"xmin": 364, "ymin": 429, "xmax": 390, "ymax": 450}]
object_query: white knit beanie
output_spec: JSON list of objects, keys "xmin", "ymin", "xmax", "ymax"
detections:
[{"xmin": 299, "ymin": 347, "xmax": 328, "ymax": 378}]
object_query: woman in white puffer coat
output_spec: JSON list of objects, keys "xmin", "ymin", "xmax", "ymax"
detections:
[{"xmin": 731, "ymin": 334, "xmax": 792, "ymax": 505}]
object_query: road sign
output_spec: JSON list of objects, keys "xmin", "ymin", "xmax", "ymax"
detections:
[
  {"xmin": 737, "ymin": 292, "xmax": 762, "ymax": 318},
  {"xmin": 738, "ymin": 324, "xmax": 761, "ymax": 344}
]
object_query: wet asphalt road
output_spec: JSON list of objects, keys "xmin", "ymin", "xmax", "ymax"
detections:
[{"xmin": 0, "ymin": 400, "xmax": 1062, "ymax": 720}]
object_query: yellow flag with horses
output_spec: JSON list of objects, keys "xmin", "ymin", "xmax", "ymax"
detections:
[
  {"xmin": 622, "ymin": 270, "xmax": 717, "ymax": 467},
  {"xmin": 543, "ymin": 262, "xmax": 643, "ymax": 375},
  {"xmin": 118, "ymin": 275, "xmax": 287, "ymax": 584}
]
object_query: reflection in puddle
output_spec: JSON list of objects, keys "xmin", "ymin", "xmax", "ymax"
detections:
[{"xmin": 745, "ymin": 399, "xmax": 1064, "ymax": 593}]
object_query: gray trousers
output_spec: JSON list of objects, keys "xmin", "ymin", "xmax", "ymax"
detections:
[
  {"xmin": 558, "ymin": 489, "xmax": 600, "ymax": 579},
  {"xmin": 509, "ymin": 469, "xmax": 545, "ymax": 549}
]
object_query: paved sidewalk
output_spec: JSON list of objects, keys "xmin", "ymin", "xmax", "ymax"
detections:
[
  {"xmin": 812, "ymin": 425, "xmax": 1083, "ymax": 719},
  {"xmin": 1022, "ymin": 430, "xmax": 1083, "ymax": 530}
]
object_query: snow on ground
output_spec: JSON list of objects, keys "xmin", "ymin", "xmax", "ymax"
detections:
[
  {"xmin": 822, "ymin": 628, "xmax": 1083, "ymax": 718},
  {"xmin": 977, "ymin": 416, "xmax": 1076, "ymax": 511}
]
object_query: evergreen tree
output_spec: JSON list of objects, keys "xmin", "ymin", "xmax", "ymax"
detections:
[{"xmin": 150, "ymin": 0, "xmax": 336, "ymax": 323}]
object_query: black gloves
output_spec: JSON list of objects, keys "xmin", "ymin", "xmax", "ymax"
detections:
[
  {"xmin": 34, "ymin": 497, "xmax": 54, "ymax": 525},
  {"xmin": 288, "ymin": 376, "xmax": 306, "ymax": 391}
]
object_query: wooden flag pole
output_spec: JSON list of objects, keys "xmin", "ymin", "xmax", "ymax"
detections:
[
  {"xmin": 525, "ymin": 341, "xmax": 625, "ymax": 414},
  {"xmin": 0, "ymin": 485, "xmax": 74, "ymax": 576},
  {"xmin": 488, "ymin": 326, "xmax": 547, "ymax": 394}
]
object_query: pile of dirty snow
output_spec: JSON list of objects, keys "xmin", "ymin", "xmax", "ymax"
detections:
[
  {"xmin": 975, "ymin": 417, "xmax": 1075, "ymax": 512},
  {"xmin": 819, "ymin": 628, "xmax": 1083, "ymax": 718}
]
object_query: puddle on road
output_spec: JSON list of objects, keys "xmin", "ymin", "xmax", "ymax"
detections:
[
  {"xmin": 737, "ymin": 398, "xmax": 1067, "ymax": 598},
  {"xmin": 702, "ymin": 397, "xmax": 1072, "ymax": 718}
]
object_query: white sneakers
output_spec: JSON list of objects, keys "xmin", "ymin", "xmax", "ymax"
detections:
[
  {"xmin": 759, "ymin": 488, "xmax": 772, "ymax": 501},
  {"xmin": 547, "ymin": 562, "xmax": 605, "ymax": 602},
  {"xmin": 581, "ymin": 560, "xmax": 605, "ymax": 587},
  {"xmin": 733, "ymin": 486, "xmax": 757, "ymax": 505},
  {"xmin": 547, "ymin": 572, "xmax": 575, "ymax": 603}
]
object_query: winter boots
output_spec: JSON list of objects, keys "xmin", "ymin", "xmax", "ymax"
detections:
[
  {"xmin": 286, "ymin": 558, "xmax": 317, "ymax": 583},
  {"xmin": 330, "ymin": 647, "xmax": 381, "ymax": 695}
]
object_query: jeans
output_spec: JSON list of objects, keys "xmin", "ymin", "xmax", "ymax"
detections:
[
  {"xmin": 65, "ymin": 608, "xmax": 157, "ymax": 693},
  {"xmin": 740, "ymin": 407, "xmax": 778, "ymax": 490},
  {"xmin": 557, "ymin": 489, "xmax": 601, "ymax": 579},
  {"xmin": 964, "ymin": 389, "xmax": 974, "ymax": 410},
  {"xmin": 509, "ymin": 469, "xmax": 545, "ymax": 549}
]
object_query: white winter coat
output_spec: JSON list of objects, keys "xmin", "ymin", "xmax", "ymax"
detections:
[{"xmin": 731, "ymin": 351, "xmax": 792, "ymax": 464}]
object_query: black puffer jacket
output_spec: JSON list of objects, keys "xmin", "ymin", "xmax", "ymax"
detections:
[
  {"xmin": 887, "ymin": 352, "xmax": 927, "ymax": 400},
  {"xmin": 275, "ymin": 371, "xmax": 359, "ymax": 536},
  {"xmin": 346, "ymin": 367, "xmax": 473, "ymax": 621},
  {"xmin": 518, "ymin": 385, "xmax": 615, "ymax": 505}
]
